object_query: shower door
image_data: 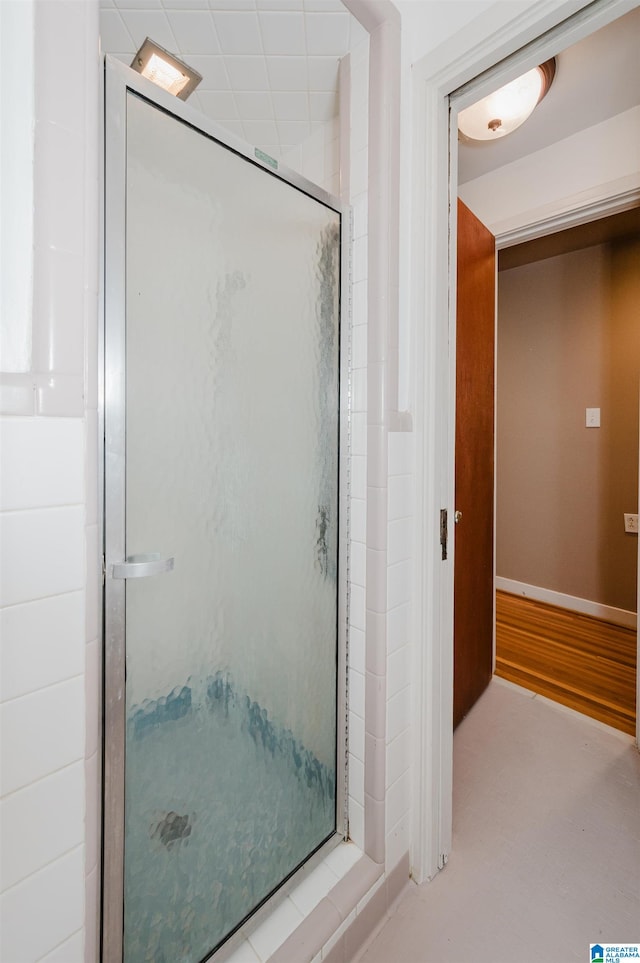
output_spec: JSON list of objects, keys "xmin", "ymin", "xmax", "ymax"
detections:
[{"xmin": 103, "ymin": 59, "xmax": 348, "ymax": 963}]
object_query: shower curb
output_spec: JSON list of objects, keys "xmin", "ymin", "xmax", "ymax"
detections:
[{"xmin": 268, "ymin": 852, "xmax": 410, "ymax": 963}]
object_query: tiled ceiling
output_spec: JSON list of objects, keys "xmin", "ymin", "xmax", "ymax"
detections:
[{"xmin": 99, "ymin": 0, "xmax": 367, "ymax": 158}]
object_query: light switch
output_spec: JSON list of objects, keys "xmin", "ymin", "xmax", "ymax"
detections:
[{"xmin": 586, "ymin": 407, "xmax": 600, "ymax": 428}]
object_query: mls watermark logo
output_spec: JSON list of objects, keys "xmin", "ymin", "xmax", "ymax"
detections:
[{"xmin": 591, "ymin": 945, "xmax": 640, "ymax": 963}]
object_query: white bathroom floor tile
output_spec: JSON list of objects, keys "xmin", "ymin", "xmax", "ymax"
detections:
[{"xmin": 355, "ymin": 679, "xmax": 640, "ymax": 963}]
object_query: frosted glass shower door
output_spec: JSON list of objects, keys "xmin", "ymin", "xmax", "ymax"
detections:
[{"xmin": 104, "ymin": 76, "xmax": 345, "ymax": 963}]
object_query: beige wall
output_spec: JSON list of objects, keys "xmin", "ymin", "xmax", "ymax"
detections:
[{"xmin": 496, "ymin": 236, "xmax": 640, "ymax": 612}]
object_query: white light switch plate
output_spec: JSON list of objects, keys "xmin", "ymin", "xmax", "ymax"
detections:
[{"xmin": 586, "ymin": 407, "xmax": 600, "ymax": 427}]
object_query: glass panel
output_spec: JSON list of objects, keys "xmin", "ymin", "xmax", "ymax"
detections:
[{"xmin": 123, "ymin": 93, "xmax": 341, "ymax": 962}]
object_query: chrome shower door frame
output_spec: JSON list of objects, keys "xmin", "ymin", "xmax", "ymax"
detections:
[{"xmin": 102, "ymin": 55, "xmax": 351, "ymax": 963}]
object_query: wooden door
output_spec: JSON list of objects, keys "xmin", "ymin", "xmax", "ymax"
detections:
[{"xmin": 453, "ymin": 199, "xmax": 496, "ymax": 728}]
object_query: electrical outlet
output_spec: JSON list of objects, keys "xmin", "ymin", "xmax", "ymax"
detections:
[{"xmin": 624, "ymin": 513, "xmax": 638, "ymax": 534}]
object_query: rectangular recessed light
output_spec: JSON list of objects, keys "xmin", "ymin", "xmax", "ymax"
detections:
[{"xmin": 130, "ymin": 37, "xmax": 202, "ymax": 101}]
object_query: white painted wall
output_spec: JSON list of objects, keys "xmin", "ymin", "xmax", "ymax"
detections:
[
  {"xmin": 384, "ymin": 430, "xmax": 413, "ymax": 870},
  {"xmin": 395, "ymin": 0, "xmax": 496, "ymax": 64}
]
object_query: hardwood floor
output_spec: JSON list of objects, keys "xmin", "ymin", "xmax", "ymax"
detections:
[{"xmin": 495, "ymin": 590, "xmax": 637, "ymax": 735}]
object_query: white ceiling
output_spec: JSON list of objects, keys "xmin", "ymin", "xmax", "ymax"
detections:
[
  {"xmin": 458, "ymin": 5, "xmax": 640, "ymax": 184},
  {"xmin": 100, "ymin": 2, "xmax": 640, "ymax": 181},
  {"xmin": 99, "ymin": 0, "xmax": 367, "ymax": 159}
]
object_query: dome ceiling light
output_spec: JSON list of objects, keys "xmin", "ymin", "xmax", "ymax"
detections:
[{"xmin": 458, "ymin": 59, "xmax": 556, "ymax": 142}]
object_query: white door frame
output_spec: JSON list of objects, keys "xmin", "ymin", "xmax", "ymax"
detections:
[{"xmin": 411, "ymin": 0, "xmax": 640, "ymax": 885}]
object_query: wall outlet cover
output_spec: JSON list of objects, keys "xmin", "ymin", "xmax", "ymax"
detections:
[
  {"xmin": 623, "ymin": 513, "xmax": 638, "ymax": 534},
  {"xmin": 585, "ymin": 407, "xmax": 601, "ymax": 427}
]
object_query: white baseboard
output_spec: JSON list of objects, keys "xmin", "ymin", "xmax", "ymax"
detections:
[{"xmin": 495, "ymin": 577, "xmax": 637, "ymax": 630}]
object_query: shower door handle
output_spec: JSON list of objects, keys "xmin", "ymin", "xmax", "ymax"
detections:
[{"xmin": 111, "ymin": 553, "xmax": 175, "ymax": 579}]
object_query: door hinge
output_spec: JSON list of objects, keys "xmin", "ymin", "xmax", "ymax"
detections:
[{"xmin": 440, "ymin": 508, "xmax": 448, "ymax": 561}]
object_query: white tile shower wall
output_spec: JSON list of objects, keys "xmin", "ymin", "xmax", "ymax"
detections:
[
  {"xmin": 0, "ymin": 761, "xmax": 84, "ymax": 892},
  {"xmin": 280, "ymin": 62, "xmax": 369, "ymax": 851},
  {"xmin": 0, "ymin": 506, "xmax": 85, "ymax": 609},
  {"xmin": 82, "ymin": 0, "xmax": 101, "ymax": 953},
  {"xmin": 225, "ymin": 36, "xmax": 371, "ymax": 962},
  {"xmin": 0, "ymin": 417, "xmax": 84, "ymax": 510},
  {"xmin": 0, "ymin": 417, "xmax": 87, "ymax": 963},
  {"xmin": 281, "ymin": 115, "xmax": 340, "ymax": 197},
  {"xmin": 346, "ymin": 35, "xmax": 369, "ymax": 854},
  {"xmin": 0, "ymin": 1, "xmax": 99, "ymax": 961},
  {"xmin": 283, "ymin": 37, "xmax": 369, "ymax": 852},
  {"xmin": 1, "ymin": 847, "xmax": 85, "ymax": 963},
  {"xmin": 385, "ymin": 430, "xmax": 413, "ymax": 874}
]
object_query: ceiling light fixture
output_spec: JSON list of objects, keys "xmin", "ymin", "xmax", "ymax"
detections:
[
  {"xmin": 458, "ymin": 59, "xmax": 556, "ymax": 142},
  {"xmin": 130, "ymin": 38, "xmax": 202, "ymax": 101}
]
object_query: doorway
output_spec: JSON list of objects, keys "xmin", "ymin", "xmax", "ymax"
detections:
[
  {"xmin": 102, "ymin": 59, "xmax": 349, "ymax": 961},
  {"xmin": 452, "ymin": 0, "xmax": 640, "ymax": 815},
  {"xmin": 453, "ymin": 200, "xmax": 640, "ymax": 734},
  {"xmin": 453, "ymin": 5, "xmax": 640, "ymax": 731},
  {"xmin": 411, "ymin": 0, "xmax": 640, "ymax": 886},
  {"xmin": 493, "ymin": 214, "xmax": 640, "ymax": 735}
]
